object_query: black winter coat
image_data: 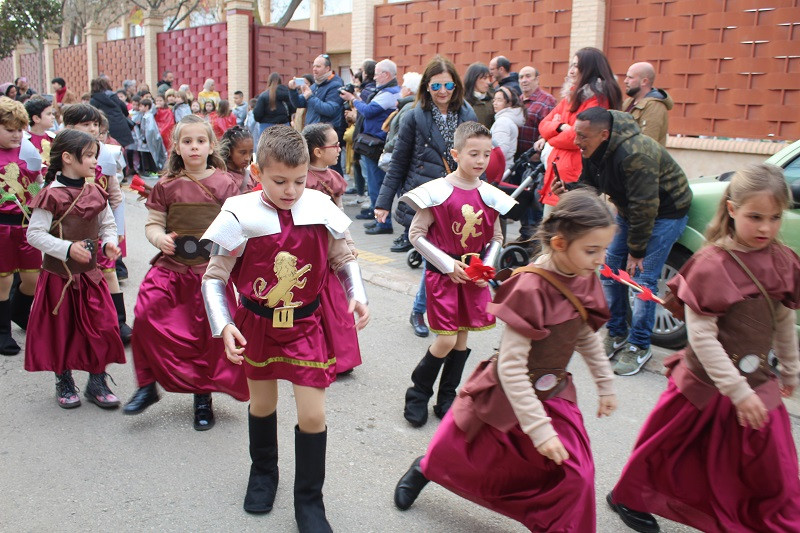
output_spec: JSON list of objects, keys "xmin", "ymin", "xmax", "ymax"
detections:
[
  {"xmin": 253, "ymin": 85, "xmax": 296, "ymax": 125},
  {"xmin": 376, "ymin": 102, "xmax": 477, "ymax": 228},
  {"xmin": 90, "ymin": 90, "xmax": 134, "ymax": 147}
]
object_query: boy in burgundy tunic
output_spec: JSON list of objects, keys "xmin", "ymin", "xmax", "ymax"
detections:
[
  {"xmin": 201, "ymin": 125, "xmax": 369, "ymax": 533},
  {"xmin": 0, "ymin": 96, "xmax": 43, "ymax": 355},
  {"xmin": 400, "ymin": 122, "xmax": 516, "ymax": 427}
]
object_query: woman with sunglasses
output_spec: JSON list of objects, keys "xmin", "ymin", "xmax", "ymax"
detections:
[{"xmin": 374, "ymin": 55, "xmax": 477, "ymax": 375}]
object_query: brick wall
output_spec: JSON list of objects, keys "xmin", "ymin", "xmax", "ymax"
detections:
[
  {"xmin": 19, "ymin": 51, "xmax": 44, "ymax": 94},
  {"xmin": 373, "ymin": 0, "xmax": 573, "ymax": 99},
  {"xmin": 158, "ymin": 23, "xmax": 228, "ymax": 99},
  {"xmin": 251, "ymin": 25, "xmax": 325, "ymax": 97},
  {"xmin": 0, "ymin": 56, "xmax": 14, "ymax": 85},
  {"xmin": 98, "ymin": 37, "xmax": 145, "ymax": 90},
  {"xmin": 606, "ymin": 0, "xmax": 800, "ymax": 141},
  {"xmin": 53, "ymin": 44, "xmax": 88, "ymax": 94}
]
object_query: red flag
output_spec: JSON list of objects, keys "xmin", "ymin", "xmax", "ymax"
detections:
[{"xmin": 464, "ymin": 256, "xmax": 495, "ymax": 282}]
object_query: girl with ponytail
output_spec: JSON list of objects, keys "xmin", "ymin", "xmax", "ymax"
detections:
[{"xmin": 25, "ymin": 128, "xmax": 125, "ymax": 410}]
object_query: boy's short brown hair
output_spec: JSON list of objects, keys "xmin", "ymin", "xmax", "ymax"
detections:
[
  {"xmin": 0, "ymin": 96, "xmax": 31, "ymax": 130},
  {"xmin": 256, "ymin": 124, "xmax": 309, "ymax": 170},
  {"xmin": 453, "ymin": 121, "xmax": 491, "ymax": 151}
]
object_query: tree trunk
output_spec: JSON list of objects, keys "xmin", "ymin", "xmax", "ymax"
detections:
[{"xmin": 273, "ymin": 0, "xmax": 303, "ymax": 27}]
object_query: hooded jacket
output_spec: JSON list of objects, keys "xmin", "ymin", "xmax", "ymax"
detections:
[
  {"xmin": 622, "ymin": 88, "xmax": 673, "ymax": 146},
  {"xmin": 578, "ymin": 110, "xmax": 692, "ymax": 258},
  {"xmin": 491, "ymin": 106, "xmax": 525, "ymax": 170}
]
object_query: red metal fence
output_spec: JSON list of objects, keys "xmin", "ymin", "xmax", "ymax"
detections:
[
  {"xmin": 158, "ymin": 23, "xmax": 228, "ymax": 98},
  {"xmin": 98, "ymin": 37, "xmax": 145, "ymax": 90},
  {"xmin": 53, "ymin": 44, "xmax": 88, "ymax": 95},
  {"xmin": 251, "ymin": 25, "xmax": 325, "ymax": 98}
]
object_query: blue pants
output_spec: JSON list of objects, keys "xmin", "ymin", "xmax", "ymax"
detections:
[
  {"xmin": 362, "ymin": 155, "xmax": 392, "ymax": 230},
  {"xmin": 603, "ymin": 214, "xmax": 688, "ymax": 349},
  {"xmin": 412, "ymin": 261, "xmax": 427, "ymax": 314}
]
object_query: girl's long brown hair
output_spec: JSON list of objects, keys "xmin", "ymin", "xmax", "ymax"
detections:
[
  {"xmin": 705, "ymin": 163, "xmax": 790, "ymax": 245},
  {"xmin": 162, "ymin": 115, "xmax": 226, "ymax": 177},
  {"xmin": 535, "ymin": 188, "xmax": 615, "ymax": 252},
  {"xmin": 267, "ymin": 73, "xmax": 281, "ymax": 111}
]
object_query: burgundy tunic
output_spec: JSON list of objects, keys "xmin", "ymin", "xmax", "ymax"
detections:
[
  {"xmin": 421, "ymin": 269, "xmax": 610, "ymax": 532},
  {"xmin": 425, "ymin": 186, "xmax": 498, "ymax": 334},
  {"xmin": 131, "ymin": 170, "xmax": 249, "ymax": 400},
  {"xmin": 613, "ymin": 244, "xmax": 800, "ymax": 532},
  {"xmin": 24, "ymin": 182, "xmax": 125, "ymax": 373},
  {"xmin": 0, "ymin": 145, "xmax": 42, "ymax": 274},
  {"xmin": 305, "ymin": 166, "xmax": 362, "ymax": 374},
  {"xmin": 233, "ymin": 207, "xmax": 335, "ymax": 387}
]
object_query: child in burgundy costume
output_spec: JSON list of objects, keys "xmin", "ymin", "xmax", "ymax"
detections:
[
  {"xmin": 0, "ymin": 97, "xmax": 42, "ymax": 356},
  {"xmin": 25, "ymin": 129, "xmax": 125, "ymax": 409},
  {"xmin": 399, "ymin": 122, "xmax": 516, "ymax": 427},
  {"xmin": 61, "ymin": 104, "xmax": 133, "ymax": 344},
  {"xmin": 303, "ymin": 122, "xmax": 362, "ymax": 376},
  {"xmin": 201, "ymin": 125, "xmax": 369, "ymax": 532},
  {"xmin": 219, "ymin": 125, "xmax": 256, "ymax": 193},
  {"xmin": 608, "ymin": 164, "xmax": 800, "ymax": 533},
  {"xmin": 123, "ymin": 115, "xmax": 248, "ymax": 431},
  {"xmin": 24, "ymin": 96, "xmax": 56, "ymax": 164},
  {"xmin": 394, "ymin": 189, "xmax": 619, "ymax": 532}
]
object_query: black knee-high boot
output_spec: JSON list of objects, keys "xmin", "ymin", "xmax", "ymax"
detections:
[
  {"xmin": 244, "ymin": 410, "xmax": 279, "ymax": 514},
  {"xmin": 404, "ymin": 350, "xmax": 446, "ymax": 427},
  {"xmin": 294, "ymin": 426, "xmax": 332, "ymax": 533},
  {"xmin": 111, "ymin": 292, "xmax": 132, "ymax": 345},
  {"xmin": 10, "ymin": 288, "xmax": 34, "ymax": 331},
  {"xmin": 0, "ymin": 300, "xmax": 20, "ymax": 356},
  {"xmin": 433, "ymin": 348, "xmax": 471, "ymax": 419}
]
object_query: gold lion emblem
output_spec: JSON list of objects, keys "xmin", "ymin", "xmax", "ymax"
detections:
[
  {"xmin": 40, "ymin": 139, "xmax": 51, "ymax": 163},
  {"xmin": 253, "ymin": 251, "xmax": 312, "ymax": 309},
  {"xmin": 451, "ymin": 204, "xmax": 484, "ymax": 248},
  {"xmin": 0, "ymin": 163, "xmax": 28, "ymax": 204}
]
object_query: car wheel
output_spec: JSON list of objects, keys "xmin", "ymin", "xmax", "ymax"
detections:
[{"xmin": 627, "ymin": 246, "xmax": 693, "ymax": 349}]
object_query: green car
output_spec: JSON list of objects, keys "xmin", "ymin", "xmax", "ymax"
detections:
[{"xmin": 644, "ymin": 139, "xmax": 800, "ymax": 348}]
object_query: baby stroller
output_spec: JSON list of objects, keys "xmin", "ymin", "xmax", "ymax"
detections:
[{"xmin": 405, "ymin": 147, "xmax": 544, "ymax": 271}]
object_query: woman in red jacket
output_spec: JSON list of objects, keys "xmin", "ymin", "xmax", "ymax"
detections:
[{"xmin": 537, "ymin": 47, "xmax": 621, "ymax": 206}]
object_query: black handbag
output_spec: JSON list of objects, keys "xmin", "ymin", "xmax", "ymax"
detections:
[{"xmin": 353, "ymin": 132, "xmax": 384, "ymax": 160}]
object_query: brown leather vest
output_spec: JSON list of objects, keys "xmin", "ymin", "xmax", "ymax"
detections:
[
  {"xmin": 670, "ymin": 297, "xmax": 781, "ymax": 410},
  {"xmin": 526, "ymin": 317, "xmax": 583, "ymax": 402},
  {"xmin": 42, "ymin": 214, "xmax": 100, "ymax": 277},
  {"xmin": 165, "ymin": 203, "xmax": 221, "ymax": 266}
]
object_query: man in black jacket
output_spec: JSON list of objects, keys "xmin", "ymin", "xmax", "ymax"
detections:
[{"xmin": 569, "ymin": 107, "xmax": 691, "ymax": 376}]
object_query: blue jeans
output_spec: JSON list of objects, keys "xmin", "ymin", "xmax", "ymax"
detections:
[
  {"xmin": 603, "ymin": 214, "xmax": 688, "ymax": 349},
  {"xmin": 412, "ymin": 261, "xmax": 427, "ymax": 314},
  {"xmin": 361, "ymin": 156, "xmax": 392, "ymax": 230}
]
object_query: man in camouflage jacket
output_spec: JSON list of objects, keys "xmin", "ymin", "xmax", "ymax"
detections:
[{"xmin": 572, "ymin": 107, "xmax": 692, "ymax": 376}]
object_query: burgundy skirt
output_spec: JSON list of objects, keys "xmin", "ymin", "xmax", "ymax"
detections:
[
  {"xmin": 25, "ymin": 270, "xmax": 125, "ymax": 373},
  {"xmin": 425, "ymin": 270, "xmax": 494, "ymax": 335},
  {"xmin": 131, "ymin": 265, "xmax": 249, "ymax": 401},
  {"xmin": 612, "ymin": 377, "xmax": 800, "ymax": 532},
  {"xmin": 421, "ymin": 398, "xmax": 596, "ymax": 532},
  {"xmin": 0, "ymin": 223, "xmax": 42, "ymax": 274},
  {"xmin": 320, "ymin": 270, "xmax": 361, "ymax": 374}
]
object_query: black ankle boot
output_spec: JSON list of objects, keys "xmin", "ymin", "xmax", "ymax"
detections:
[
  {"xmin": 84, "ymin": 372, "xmax": 120, "ymax": 409},
  {"xmin": 123, "ymin": 383, "xmax": 161, "ymax": 415},
  {"xmin": 115, "ymin": 258, "xmax": 128, "ymax": 281},
  {"xmin": 55, "ymin": 370, "xmax": 81, "ymax": 409},
  {"xmin": 607, "ymin": 492, "xmax": 660, "ymax": 533},
  {"xmin": 111, "ymin": 292, "xmax": 132, "ymax": 345},
  {"xmin": 294, "ymin": 426, "xmax": 332, "ymax": 533},
  {"xmin": 433, "ymin": 348, "xmax": 471, "ymax": 419},
  {"xmin": 194, "ymin": 393, "xmax": 215, "ymax": 431},
  {"xmin": 0, "ymin": 300, "xmax": 20, "ymax": 356},
  {"xmin": 244, "ymin": 410, "xmax": 279, "ymax": 514},
  {"xmin": 394, "ymin": 456, "xmax": 429, "ymax": 510},
  {"xmin": 10, "ymin": 290, "xmax": 34, "ymax": 331},
  {"xmin": 404, "ymin": 350, "xmax": 445, "ymax": 427}
]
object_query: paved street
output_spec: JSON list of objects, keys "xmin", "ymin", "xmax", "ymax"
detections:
[{"xmin": 1, "ymin": 188, "xmax": 798, "ymax": 532}]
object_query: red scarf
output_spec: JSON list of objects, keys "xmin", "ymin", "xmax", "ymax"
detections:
[{"xmin": 55, "ymin": 86, "xmax": 67, "ymax": 103}]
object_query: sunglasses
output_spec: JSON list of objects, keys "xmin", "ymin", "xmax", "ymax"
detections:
[{"xmin": 430, "ymin": 82, "xmax": 455, "ymax": 92}]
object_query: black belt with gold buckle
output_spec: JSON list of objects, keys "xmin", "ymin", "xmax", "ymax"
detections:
[{"xmin": 241, "ymin": 296, "xmax": 320, "ymax": 320}]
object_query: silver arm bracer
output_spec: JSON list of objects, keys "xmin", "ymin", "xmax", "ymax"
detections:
[
  {"xmin": 336, "ymin": 261, "xmax": 368, "ymax": 305},
  {"xmin": 416, "ymin": 236, "xmax": 455, "ymax": 274},
  {"xmin": 209, "ymin": 241, "xmax": 243, "ymax": 257},
  {"xmin": 482, "ymin": 241, "xmax": 502, "ymax": 270},
  {"xmin": 201, "ymin": 278, "xmax": 234, "ymax": 337}
]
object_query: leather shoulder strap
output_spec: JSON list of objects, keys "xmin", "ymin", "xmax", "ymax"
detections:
[
  {"xmin": 511, "ymin": 265, "xmax": 588, "ymax": 322},
  {"xmin": 724, "ymin": 248, "xmax": 776, "ymax": 327}
]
